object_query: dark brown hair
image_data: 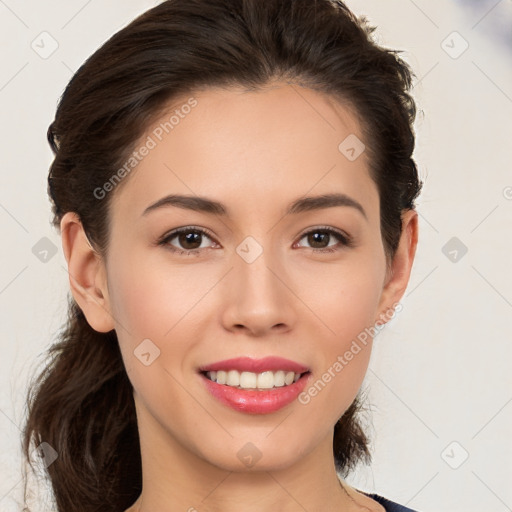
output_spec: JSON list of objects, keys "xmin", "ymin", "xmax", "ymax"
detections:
[{"xmin": 22, "ymin": 0, "xmax": 422, "ymax": 510}]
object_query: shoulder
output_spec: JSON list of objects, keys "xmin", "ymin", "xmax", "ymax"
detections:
[
  {"xmin": 362, "ymin": 492, "xmax": 420, "ymax": 512},
  {"xmin": 339, "ymin": 481, "xmax": 421, "ymax": 512}
]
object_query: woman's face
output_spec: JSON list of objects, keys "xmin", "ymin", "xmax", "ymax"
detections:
[{"xmin": 97, "ymin": 82, "xmax": 404, "ymax": 471}]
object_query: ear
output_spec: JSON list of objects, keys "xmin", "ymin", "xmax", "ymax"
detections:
[
  {"xmin": 60, "ymin": 212, "xmax": 115, "ymax": 333},
  {"xmin": 375, "ymin": 209, "xmax": 418, "ymax": 325}
]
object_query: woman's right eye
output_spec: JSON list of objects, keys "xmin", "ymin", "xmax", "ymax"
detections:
[{"xmin": 157, "ymin": 227, "xmax": 218, "ymax": 255}]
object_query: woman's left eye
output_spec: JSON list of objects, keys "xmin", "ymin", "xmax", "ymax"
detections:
[
  {"xmin": 295, "ymin": 227, "xmax": 354, "ymax": 253},
  {"xmin": 157, "ymin": 226, "xmax": 353, "ymax": 256}
]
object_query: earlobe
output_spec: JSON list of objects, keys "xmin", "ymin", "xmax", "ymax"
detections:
[
  {"xmin": 375, "ymin": 209, "xmax": 419, "ymax": 325},
  {"xmin": 60, "ymin": 212, "xmax": 116, "ymax": 333}
]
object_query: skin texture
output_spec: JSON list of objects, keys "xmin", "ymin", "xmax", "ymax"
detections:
[{"xmin": 60, "ymin": 82, "xmax": 418, "ymax": 512}]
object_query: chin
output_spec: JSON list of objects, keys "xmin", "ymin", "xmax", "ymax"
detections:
[{"xmin": 197, "ymin": 438, "xmax": 309, "ymax": 473}]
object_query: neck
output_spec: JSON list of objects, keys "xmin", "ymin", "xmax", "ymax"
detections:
[{"xmin": 126, "ymin": 406, "xmax": 366, "ymax": 512}]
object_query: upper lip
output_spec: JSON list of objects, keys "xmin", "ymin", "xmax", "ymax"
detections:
[{"xmin": 199, "ymin": 356, "xmax": 309, "ymax": 374}]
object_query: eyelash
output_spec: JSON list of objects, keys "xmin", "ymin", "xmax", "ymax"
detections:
[{"xmin": 156, "ymin": 225, "xmax": 354, "ymax": 256}]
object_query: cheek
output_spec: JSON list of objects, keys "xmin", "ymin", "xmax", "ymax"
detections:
[
  {"xmin": 107, "ymin": 249, "xmax": 217, "ymax": 340},
  {"xmin": 330, "ymin": 266, "xmax": 383, "ymax": 341},
  {"xmin": 105, "ymin": 249, "xmax": 222, "ymax": 392},
  {"xmin": 291, "ymin": 248, "xmax": 385, "ymax": 343},
  {"xmin": 292, "ymin": 252, "xmax": 385, "ymax": 413}
]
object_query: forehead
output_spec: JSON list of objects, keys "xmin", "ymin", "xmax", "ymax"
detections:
[{"xmin": 109, "ymin": 83, "xmax": 378, "ymax": 225}]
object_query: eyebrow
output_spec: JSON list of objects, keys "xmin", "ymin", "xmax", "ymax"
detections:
[{"xmin": 142, "ymin": 192, "xmax": 367, "ymax": 220}]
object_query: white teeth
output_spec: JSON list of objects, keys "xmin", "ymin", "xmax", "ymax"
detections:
[
  {"xmin": 284, "ymin": 371, "xmax": 295, "ymax": 385},
  {"xmin": 274, "ymin": 370, "xmax": 285, "ymax": 387},
  {"xmin": 239, "ymin": 371, "xmax": 257, "ymax": 388},
  {"xmin": 216, "ymin": 370, "xmax": 227, "ymax": 384},
  {"xmin": 257, "ymin": 371, "xmax": 274, "ymax": 389},
  {"xmin": 205, "ymin": 369, "xmax": 304, "ymax": 389},
  {"xmin": 226, "ymin": 370, "xmax": 240, "ymax": 386}
]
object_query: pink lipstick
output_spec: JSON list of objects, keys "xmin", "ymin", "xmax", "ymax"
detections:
[{"xmin": 199, "ymin": 357, "xmax": 311, "ymax": 414}]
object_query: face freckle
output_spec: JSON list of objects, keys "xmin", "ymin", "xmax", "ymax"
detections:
[{"xmin": 103, "ymin": 81, "xmax": 390, "ymax": 473}]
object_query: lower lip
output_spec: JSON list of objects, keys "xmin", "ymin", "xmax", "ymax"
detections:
[{"xmin": 200, "ymin": 373, "xmax": 311, "ymax": 414}]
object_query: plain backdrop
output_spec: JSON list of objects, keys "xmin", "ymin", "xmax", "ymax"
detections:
[{"xmin": 1, "ymin": 1, "xmax": 511, "ymax": 511}]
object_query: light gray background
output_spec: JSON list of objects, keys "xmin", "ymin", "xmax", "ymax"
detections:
[{"xmin": 1, "ymin": 1, "xmax": 511, "ymax": 511}]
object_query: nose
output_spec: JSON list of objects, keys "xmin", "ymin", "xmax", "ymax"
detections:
[{"xmin": 220, "ymin": 241, "xmax": 297, "ymax": 337}]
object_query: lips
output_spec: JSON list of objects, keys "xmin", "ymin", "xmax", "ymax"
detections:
[
  {"xmin": 198, "ymin": 357, "xmax": 311, "ymax": 414},
  {"xmin": 199, "ymin": 356, "xmax": 309, "ymax": 374}
]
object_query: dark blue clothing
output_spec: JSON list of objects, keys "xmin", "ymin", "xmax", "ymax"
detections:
[{"xmin": 364, "ymin": 492, "xmax": 419, "ymax": 512}]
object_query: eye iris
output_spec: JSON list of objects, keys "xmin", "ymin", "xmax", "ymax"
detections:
[
  {"xmin": 179, "ymin": 231, "xmax": 202, "ymax": 250},
  {"xmin": 309, "ymin": 231, "xmax": 329, "ymax": 248}
]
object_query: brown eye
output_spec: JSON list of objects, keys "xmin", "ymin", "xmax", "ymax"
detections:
[
  {"xmin": 158, "ymin": 227, "xmax": 217, "ymax": 255},
  {"xmin": 296, "ymin": 227, "xmax": 353, "ymax": 253},
  {"xmin": 306, "ymin": 231, "xmax": 331, "ymax": 249},
  {"xmin": 175, "ymin": 231, "xmax": 203, "ymax": 250}
]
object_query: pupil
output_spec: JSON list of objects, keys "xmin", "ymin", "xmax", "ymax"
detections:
[
  {"xmin": 309, "ymin": 231, "xmax": 328, "ymax": 248},
  {"xmin": 180, "ymin": 231, "xmax": 201, "ymax": 249}
]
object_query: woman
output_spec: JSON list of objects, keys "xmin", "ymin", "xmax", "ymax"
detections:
[{"xmin": 22, "ymin": 1, "xmax": 422, "ymax": 511}]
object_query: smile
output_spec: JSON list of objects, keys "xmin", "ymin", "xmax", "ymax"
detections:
[
  {"xmin": 204, "ymin": 369, "xmax": 304, "ymax": 389},
  {"xmin": 199, "ymin": 357, "xmax": 311, "ymax": 414}
]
